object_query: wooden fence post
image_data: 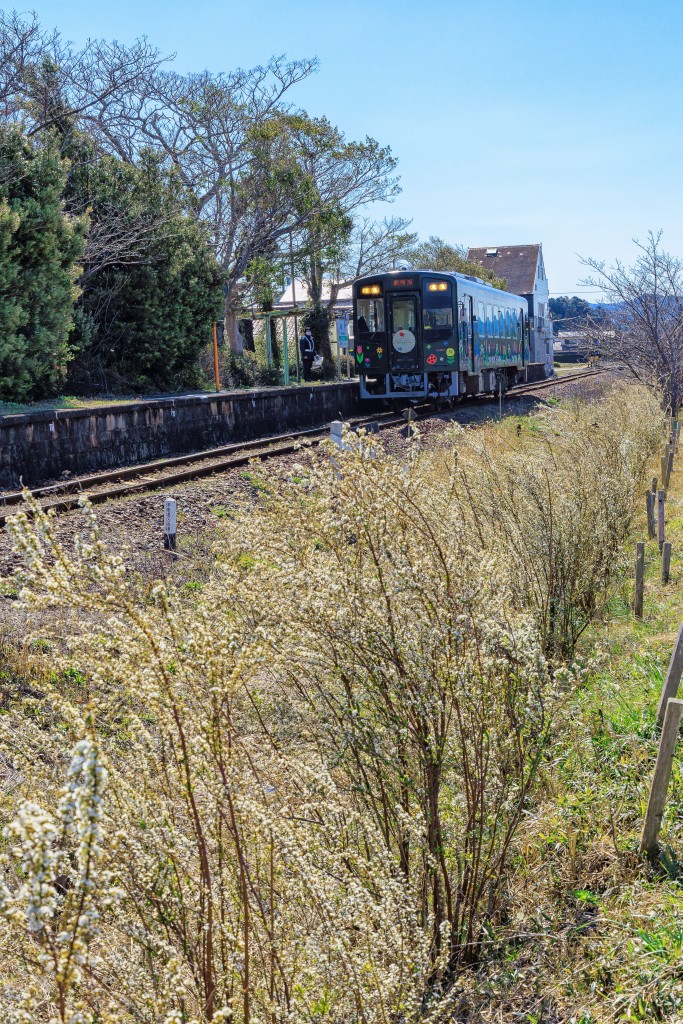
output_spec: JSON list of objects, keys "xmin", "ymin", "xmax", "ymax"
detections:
[
  {"xmin": 661, "ymin": 454, "xmax": 669, "ymax": 494},
  {"xmin": 662, "ymin": 541, "xmax": 672, "ymax": 584},
  {"xmin": 658, "ymin": 489, "xmax": 666, "ymax": 550},
  {"xmin": 640, "ymin": 697, "xmax": 683, "ymax": 856},
  {"xmin": 647, "ymin": 491, "xmax": 656, "ymax": 540},
  {"xmin": 652, "ymin": 476, "xmax": 658, "ymax": 495},
  {"xmin": 667, "ymin": 449, "xmax": 675, "ymax": 485},
  {"xmin": 656, "ymin": 622, "xmax": 683, "ymax": 725},
  {"xmin": 634, "ymin": 542, "xmax": 645, "ymax": 619}
]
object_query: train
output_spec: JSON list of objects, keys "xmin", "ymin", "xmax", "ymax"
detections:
[{"xmin": 352, "ymin": 269, "xmax": 536, "ymax": 403}]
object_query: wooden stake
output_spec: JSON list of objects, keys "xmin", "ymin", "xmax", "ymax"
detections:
[
  {"xmin": 661, "ymin": 454, "xmax": 668, "ymax": 494},
  {"xmin": 662, "ymin": 541, "xmax": 672, "ymax": 584},
  {"xmin": 657, "ymin": 623, "xmax": 683, "ymax": 726},
  {"xmin": 647, "ymin": 491, "xmax": 656, "ymax": 540},
  {"xmin": 658, "ymin": 489, "xmax": 666, "ymax": 550},
  {"xmin": 634, "ymin": 541, "xmax": 645, "ymax": 619},
  {"xmin": 667, "ymin": 449, "xmax": 675, "ymax": 485},
  {"xmin": 652, "ymin": 476, "xmax": 658, "ymax": 495},
  {"xmin": 640, "ymin": 697, "xmax": 683, "ymax": 857}
]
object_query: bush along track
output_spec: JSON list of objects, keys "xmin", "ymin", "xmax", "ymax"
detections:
[{"xmin": 0, "ymin": 381, "xmax": 680, "ymax": 1024}]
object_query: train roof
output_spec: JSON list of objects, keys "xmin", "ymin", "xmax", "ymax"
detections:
[{"xmin": 353, "ymin": 268, "xmax": 526, "ymax": 304}]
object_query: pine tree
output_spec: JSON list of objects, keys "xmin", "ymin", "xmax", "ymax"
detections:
[
  {"xmin": 66, "ymin": 145, "xmax": 223, "ymax": 393},
  {"xmin": 0, "ymin": 127, "xmax": 85, "ymax": 400}
]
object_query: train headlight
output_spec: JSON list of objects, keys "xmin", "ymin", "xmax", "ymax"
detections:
[
  {"xmin": 361, "ymin": 285, "xmax": 381, "ymax": 295},
  {"xmin": 428, "ymin": 281, "xmax": 449, "ymax": 292}
]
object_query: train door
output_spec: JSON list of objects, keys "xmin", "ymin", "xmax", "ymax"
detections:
[
  {"xmin": 388, "ymin": 293, "xmax": 421, "ymax": 373},
  {"xmin": 458, "ymin": 293, "xmax": 475, "ymax": 372},
  {"xmin": 468, "ymin": 296, "xmax": 476, "ymax": 371}
]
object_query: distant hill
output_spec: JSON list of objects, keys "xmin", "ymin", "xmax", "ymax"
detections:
[{"xmin": 549, "ymin": 296, "xmax": 611, "ymax": 334}]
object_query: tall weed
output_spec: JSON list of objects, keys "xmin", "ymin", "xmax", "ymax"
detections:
[{"xmin": 0, "ymin": 382, "xmax": 662, "ymax": 1021}]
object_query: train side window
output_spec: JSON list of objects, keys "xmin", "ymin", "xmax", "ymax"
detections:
[
  {"xmin": 486, "ymin": 304, "xmax": 493, "ymax": 337},
  {"xmin": 478, "ymin": 302, "xmax": 485, "ymax": 338},
  {"xmin": 505, "ymin": 310, "xmax": 511, "ymax": 338},
  {"xmin": 493, "ymin": 307, "xmax": 499, "ymax": 338}
]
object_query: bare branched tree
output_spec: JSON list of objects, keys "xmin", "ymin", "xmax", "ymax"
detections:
[
  {"xmin": 289, "ymin": 118, "xmax": 401, "ymax": 311},
  {"xmin": 133, "ymin": 62, "xmax": 321, "ymax": 348},
  {"xmin": 327, "ymin": 215, "xmax": 416, "ymax": 302},
  {"xmin": 0, "ymin": 11, "xmax": 167, "ymax": 145},
  {"xmin": 77, "ymin": 202, "xmax": 164, "ymax": 283},
  {"xmin": 0, "ymin": 13, "xmax": 403, "ymax": 354},
  {"xmin": 581, "ymin": 230, "xmax": 683, "ymax": 410}
]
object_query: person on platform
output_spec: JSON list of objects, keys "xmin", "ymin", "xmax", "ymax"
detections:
[{"xmin": 299, "ymin": 327, "xmax": 316, "ymax": 381}]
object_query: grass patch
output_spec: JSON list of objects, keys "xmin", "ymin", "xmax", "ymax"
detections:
[{"xmin": 485, "ymin": 442, "xmax": 683, "ymax": 1019}]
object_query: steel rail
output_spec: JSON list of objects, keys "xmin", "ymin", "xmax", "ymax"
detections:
[{"xmin": 0, "ymin": 367, "xmax": 606, "ymax": 527}]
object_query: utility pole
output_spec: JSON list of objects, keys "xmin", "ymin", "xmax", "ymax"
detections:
[{"xmin": 289, "ymin": 230, "xmax": 300, "ymax": 384}]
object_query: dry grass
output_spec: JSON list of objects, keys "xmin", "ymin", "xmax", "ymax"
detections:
[{"xmin": 0, "ymin": 381, "xmax": 671, "ymax": 1023}]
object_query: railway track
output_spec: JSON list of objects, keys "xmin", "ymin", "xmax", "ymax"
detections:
[{"xmin": 0, "ymin": 367, "xmax": 606, "ymax": 527}]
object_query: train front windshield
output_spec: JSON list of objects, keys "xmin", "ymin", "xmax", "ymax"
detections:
[
  {"xmin": 357, "ymin": 296, "xmax": 384, "ymax": 338},
  {"xmin": 423, "ymin": 286, "xmax": 453, "ymax": 336}
]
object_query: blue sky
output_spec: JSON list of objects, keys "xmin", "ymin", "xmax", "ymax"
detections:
[{"xmin": 22, "ymin": 0, "xmax": 683, "ymax": 295}]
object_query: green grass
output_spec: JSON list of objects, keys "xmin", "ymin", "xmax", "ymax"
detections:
[
  {"xmin": 554, "ymin": 360, "xmax": 589, "ymax": 375},
  {"xmin": 0, "ymin": 394, "xmax": 160, "ymax": 416},
  {"xmin": 499, "ymin": 447, "xmax": 683, "ymax": 1020}
]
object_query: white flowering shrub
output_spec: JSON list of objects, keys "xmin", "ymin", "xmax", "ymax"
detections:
[
  {"xmin": 0, "ymin": 730, "xmax": 112, "ymax": 1023},
  {"xmin": 442, "ymin": 384, "xmax": 663, "ymax": 657},
  {"xmin": 0, "ymin": 383, "xmax": 661, "ymax": 1021}
]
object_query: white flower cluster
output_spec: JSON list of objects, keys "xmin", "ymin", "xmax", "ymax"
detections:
[
  {"xmin": 0, "ymin": 381, "xmax": 663, "ymax": 1023},
  {"xmin": 0, "ymin": 736, "xmax": 111, "ymax": 1022}
]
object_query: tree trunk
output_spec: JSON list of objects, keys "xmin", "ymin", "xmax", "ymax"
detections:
[
  {"xmin": 262, "ymin": 300, "xmax": 281, "ymax": 367},
  {"xmin": 224, "ymin": 302, "xmax": 243, "ymax": 354},
  {"xmin": 239, "ymin": 318, "xmax": 255, "ymax": 353}
]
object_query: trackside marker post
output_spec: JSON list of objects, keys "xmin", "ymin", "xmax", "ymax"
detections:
[
  {"xmin": 164, "ymin": 497, "xmax": 177, "ymax": 551},
  {"xmin": 329, "ymin": 420, "xmax": 347, "ymax": 480},
  {"xmin": 634, "ymin": 542, "xmax": 645, "ymax": 619},
  {"xmin": 640, "ymin": 697, "xmax": 683, "ymax": 857},
  {"xmin": 401, "ymin": 408, "xmax": 416, "ymax": 440},
  {"xmin": 656, "ymin": 622, "xmax": 683, "ymax": 726}
]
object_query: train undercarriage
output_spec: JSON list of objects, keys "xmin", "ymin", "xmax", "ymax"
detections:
[{"xmin": 358, "ymin": 365, "xmax": 538, "ymax": 405}]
